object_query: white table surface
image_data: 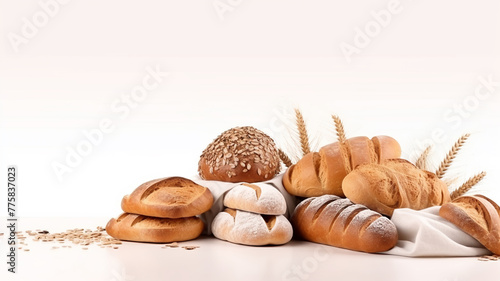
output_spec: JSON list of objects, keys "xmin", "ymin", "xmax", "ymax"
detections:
[{"xmin": 1, "ymin": 217, "xmax": 498, "ymax": 281}]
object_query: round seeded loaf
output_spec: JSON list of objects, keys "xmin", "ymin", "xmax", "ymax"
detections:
[{"xmin": 198, "ymin": 126, "xmax": 281, "ymax": 183}]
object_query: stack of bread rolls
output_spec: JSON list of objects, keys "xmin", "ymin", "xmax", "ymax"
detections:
[
  {"xmin": 211, "ymin": 183, "xmax": 293, "ymax": 246},
  {"xmin": 106, "ymin": 177, "xmax": 214, "ymax": 243}
]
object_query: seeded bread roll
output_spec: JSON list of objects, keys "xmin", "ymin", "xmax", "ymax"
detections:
[
  {"xmin": 223, "ymin": 183, "xmax": 287, "ymax": 215},
  {"xmin": 106, "ymin": 213, "xmax": 204, "ymax": 243},
  {"xmin": 343, "ymin": 158, "xmax": 450, "ymax": 216},
  {"xmin": 440, "ymin": 195, "xmax": 500, "ymax": 255},
  {"xmin": 121, "ymin": 177, "xmax": 214, "ymax": 218},
  {"xmin": 211, "ymin": 208, "xmax": 293, "ymax": 246},
  {"xmin": 292, "ymin": 195, "xmax": 398, "ymax": 253},
  {"xmin": 198, "ymin": 126, "xmax": 281, "ymax": 183},
  {"xmin": 283, "ymin": 135, "xmax": 401, "ymax": 197}
]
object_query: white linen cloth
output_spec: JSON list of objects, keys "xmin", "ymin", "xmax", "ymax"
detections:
[
  {"xmin": 383, "ymin": 206, "xmax": 490, "ymax": 257},
  {"xmin": 194, "ymin": 173, "xmax": 490, "ymax": 257}
]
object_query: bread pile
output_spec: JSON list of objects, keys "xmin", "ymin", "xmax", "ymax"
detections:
[
  {"xmin": 282, "ymin": 134, "xmax": 455, "ymax": 253},
  {"xmin": 212, "ymin": 183, "xmax": 293, "ymax": 246},
  {"xmin": 106, "ymin": 177, "xmax": 214, "ymax": 243}
]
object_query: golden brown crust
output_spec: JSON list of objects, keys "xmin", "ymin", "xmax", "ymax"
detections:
[
  {"xmin": 439, "ymin": 195, "xmax": 500, "ymax": 255},
  {"xmin": 198, "ymin": 126, "xmax": 281, "ymax": 183},
  {"xmin": 291, "ymin": 195, "xmax": 398, "ymax": 253},
  {"xmin": 121, "ymin": 177, "xmax": 214, "ymax": 218},
  {"xmin": 282, "ymin": 135, "xmax": 401, "ymax": 197},
  {"xmin": 343, "ymin": 159, "xmax": 451, "ymax": 216},
  {"xmin": 106, "ymin": 213, "xmax": 204, "ymax": 243}
]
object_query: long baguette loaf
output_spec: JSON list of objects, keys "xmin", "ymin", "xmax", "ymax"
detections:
[
  {"xmin": 291, "ymin": 195, "xmax": 398, "ymax": 253},
  {"xmin": 440, "ymin": 195, "xmax": 500, "ymax": 255},
  {"xmin": 343, "ymin": 158, "xmax": 451, "ymax": 216},
  {"xmin": 283, "ymin": 136, "xmax": 401, "ymax": 197}
]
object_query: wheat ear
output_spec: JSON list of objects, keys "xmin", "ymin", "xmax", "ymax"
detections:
[
  {"xmin": 295, "ymin": 108, "xmax": 311, "ymax": 156},
  {"xmin": 278, "ymin": 148, "xmax": 293, "ymax": 168},
  {"xmin": 332, "ymin": 115, "xmax": 347, "ymax": 144},
  {"xmin": 435, "ymin": 133, "xmax": 470, "ymax": 179},
  {"xmin": 450, "ymin": 171, "xmax": 486, "ymax": 200},
  {"xmin": 415, "ymin": 146, "xmax": 432, "ymax": 170}
]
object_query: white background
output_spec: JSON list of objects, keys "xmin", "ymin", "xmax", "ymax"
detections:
[{"xmin": 1, "ymin": 0, "xmax": 500, "ymax": 218}]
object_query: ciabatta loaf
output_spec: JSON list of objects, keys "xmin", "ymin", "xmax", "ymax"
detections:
[
  {"xmin": 223, "ymin": 183, "xmax": 287, "ymax": 215},
  {"xmin": 211, "ymin": 208, "xmax": 293, "ymax": 246},
  {"xmin": 292, "ymin": 195, "xmax": 398, "ymax": 253},
  {"xmin": 440, "ymin": 195, "xmax": 500, "ymax": 255},
  {"xmin": 283, "ymin": 136, "xmax": 401, "ymax": 197},
  {"xmin": 121, "ymin": 177, "xmax": 214, "ymax": 218},
  {"xmin": 106, "ymin": 213, "xmax": 204, "ymax": 243},
  {"xmin": 343, "ymin": 159, "xmax": 450, "ymax": 216}
]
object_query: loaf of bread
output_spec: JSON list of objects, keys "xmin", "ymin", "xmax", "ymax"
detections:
[
  {"xmin": 223, "ymin": 183, "xmax": 287, "ymax": 215},
  {"xmin": 198, "ymin": 126, "xmax": 281, "ymax": 183},
  {"xmin": 211, "ymin": 208, "xmax": 293, "ymax": 246},
  {"xmin": 343, "ymin": 158, "xmax": 450, "ymax": 216},
  {"xmin": 121, "ymin": 177, "xmax": 214, "ymax": 218},
  {"xmin": 440, "ymin": 195, "xmax": 500, "ymax": 255},
  {"xmin": 106, "ymin": 213, "xmax": 204, "ymax": 243},
  {"xmin": 291, "ymin": 195, "xmax": 398, "ymax": 253},
  {"xmin": 283, "ymin": 136, "xmax": 401, "ymax": 197}
]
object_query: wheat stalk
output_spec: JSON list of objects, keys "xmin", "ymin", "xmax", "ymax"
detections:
[
  {"xmin": 295, "ymin": 108, "xmax": 311, "ymax": 156},
  {"xmin": 332, "ymin": 115, "xmax": 347, "ymax": 144},
  {"xmin": 450, "ymin": 171, "xmax": 486, "ymax": 200},
  {"xmin": 435, "ymin": 133, "xmax": 470, "ymax": 179},
  {"xmin": 278, "ymin": 148, "xmax": 293, "ymax": 168},
  {"xmin": 415, "ymin": 146, "xmax": 432, "ymax": 170}
]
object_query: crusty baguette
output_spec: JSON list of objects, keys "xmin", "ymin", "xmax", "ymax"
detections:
[
  {"xmin": 223, "ymin": 183, "xmax": 287, "ymax": 215},
  {"xmin": 121, "ymin": 177, "xmax": 214, "ymax": 218},
  {"xmin": 211, "ymin": 208, "xmax": 293, "ymax": 246},
  {"xmin": 106, "ymin": 213, "xmax": 204, "ymax": 243},
  {"xmin": 291, "ymin": 195, "xmax": 398, "ymax": 253},
  {"xmin": 283, "ymin": 136, "xmax": 401, "ymax": 197},
  {"xmin": 343, "ymin": 158, "xmax": 450, "ymax": 216},
  {"xmin": 439, "ymin": 195, "xmax": 500, "ymax": 255}
]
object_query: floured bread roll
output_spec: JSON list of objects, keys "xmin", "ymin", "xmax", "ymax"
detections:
[
  {"xmin": 211, "ymin": 208, "xmax": 293, "ymax": 246},
  {"xmin": 223, "ymin": 183, "xmax": 287, "ymax": 215}
]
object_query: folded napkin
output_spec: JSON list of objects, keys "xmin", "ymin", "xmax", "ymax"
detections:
[
  {"xmin": 383, "ymin": 206, "xmax": 490, "ymax": 257},
  {"xmin": 194, "ymin": 173, "xmax": 489, "ymax": 257}
]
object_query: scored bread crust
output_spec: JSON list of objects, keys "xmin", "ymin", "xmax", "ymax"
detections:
[
  {"xmin": 342, "ymin": 158, "xmax": 450, "ymax": 216},
  {"xmin": 121, "ymin": 177, "xmax": 214, "ymax": 218},
  {"xmin": 283, "ymin": 135, "xmax": 401, "ymax": 197},
  {"xmin": 439, "ymin": 195, "xmax": 500, "ymax": 255},
  {"xmin": 106, "ymin": 213, "xmax": 204, "ymax": 243},
  {"xmin": 223, "ymin": 183, "xmax": 287, "ymax": 215},
  {"xmin": 291, "ymin": 195, "xmax": 398, "ymax": 253},
  {"xmin": 211, "ymin": 208, "xmax": 293, "ymax": 246}
]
